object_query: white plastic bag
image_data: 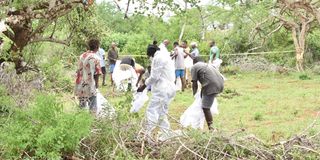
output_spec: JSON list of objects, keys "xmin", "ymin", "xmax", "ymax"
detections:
[
  {"xmin": 175, "ymin": 77, "xmax": 182, "ymax": 91},
  {"xmin": 211, "ymin": 59, "xmax": 223, "ymax": 70},
  {"xmin": 180, "ymin": 92, "xmax": 219, "ymax": 130},
  {"xmin": 112, "ymin": 61, "xmax": 138, "ymax": 91},
  {"xmin": 130, "ymin": 89, "xmax": 149, "ymax": 113},
  {"xmin": 211, "ymin": 59, "xmax": 222, "ymax": 67},
  {"xmin": 96, "ymin": 90, "xmax": 116, "ymax": 118}
]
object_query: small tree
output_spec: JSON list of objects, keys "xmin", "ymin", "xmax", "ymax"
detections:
[{"xmin": 250, "ymin": 0, "xmax": 320, "ymax": 71}]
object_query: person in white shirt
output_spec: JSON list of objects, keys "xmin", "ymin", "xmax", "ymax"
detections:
[
  {"xmin": 137, "ymin": 45, "xmax": 176, "ymax": 140},
  {"xmin": 171, "ymin": 42, "xmax": 187, "ymax": 91},
  {"xmin": 96, "ymin": 47, "xmax": 107, "ymax": 86}
]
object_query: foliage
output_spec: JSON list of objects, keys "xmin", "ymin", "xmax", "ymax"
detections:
[
  {"xmin": 78, "ymin": 91, "xmax": 141, "ymax": 159},
  {"xmin": 307, "ymin": 29, "xmax": 320, "ymax": 61},
  {"xmin": 0, "ymin": 94, "xmax": 93, "ymax": 159},
  {"xmin": 0, "ymin": 86, "xmax": 14, "ymax": 118},
  {"xmin": 39, "ymin": 56, "xmax": 74, "ymax": 93},
  {"xmin": 299, "ymin": 74, "xmax": 311, "ymax": 80}
]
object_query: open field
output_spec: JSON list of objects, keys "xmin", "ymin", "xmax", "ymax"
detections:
[{"xmin": 100, "ymin": 72, "xmax": 320, "ymax": 143}]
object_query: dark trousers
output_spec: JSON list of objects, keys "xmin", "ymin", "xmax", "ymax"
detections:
[{"xmin": 79, "ymin": 96, "xmax": 97, "ymax": 112}]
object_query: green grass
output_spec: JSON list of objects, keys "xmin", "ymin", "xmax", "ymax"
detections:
[{"xmin": 99, "ymin": 72, "xmax": 320, "ymax": 143}]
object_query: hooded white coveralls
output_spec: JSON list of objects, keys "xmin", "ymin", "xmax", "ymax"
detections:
[{"xmin": 145, "ymin": 50, "xmax": 176, "ymax": 135}]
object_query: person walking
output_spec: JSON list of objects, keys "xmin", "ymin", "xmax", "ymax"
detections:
[
  {"xmin": 171, "ymin": 42, "xmax": 187, "ymax": 91},
  {"xmin": 137, "ymin": 45, "xmax": 176, "ymax": 140}
]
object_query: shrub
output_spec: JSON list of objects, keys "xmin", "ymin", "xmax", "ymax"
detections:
[
  {"xmin": 0, "ymin": 94, "xmax": 93, "ymax": 159},
  {"xmin": 299, "ymin": 74, "xmax": 311, "ymax": 80},
  {"xmin": 0, "ymin": 86, "xmax": 14, "ymax": 116},
  {"xmin": 254, "ymin": 112, "xmax": 263, "ymax": 121},
  {"xmin": 221, "ymin": 66, "xmax": 240, "ymax": 75},
  {"xmin": 40, "ymin": 57, "xmax": 74, "ymax": 92}
]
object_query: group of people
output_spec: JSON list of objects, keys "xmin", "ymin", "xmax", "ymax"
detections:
[{"xmin": 74, "ymin": 38, "xmax": 224, "ymax": 139}]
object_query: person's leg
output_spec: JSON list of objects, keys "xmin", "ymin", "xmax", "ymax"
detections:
[
  {"xmin": 180, "ymin": 70, "xmax": 186, "ymax": 92},
  {"xmin": 145, "ymin": 96, "xmax": 161, "ymax": 136},
  {"xmin": 79, "ymin": 97, "xmax": 87, "ymax": 108},
  {"xmin": 175, "ymin": 70, "xmax": 179, "ymax": 84},
  {"xmin": 203, "ymin": 108, "xmax": 213, "ymax": 130},
  {"xmin": 201, "ymin": 94, "xmax": 216, "ymax": 130},
  {"xmin": 109, "ymin": 64, "xmax": 115, "ymax": 86},
  {"xmin": 102, "ymin": 67, "xmax": 106, "ymax": 86},
  {"xmin": 88, "ymin": 95, "xmax": 97, "ymax": 114},
  {"xmin": 94, "ymin": 75, "xmax": 99, "ymax": 88},
  {"xmin": 158, "ymin": 100, "xmax": 170, "ymax": 133}
]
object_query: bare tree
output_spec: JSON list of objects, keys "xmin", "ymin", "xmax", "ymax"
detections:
[{"xmin": 250, "ymin": 0, "xmax": 319, "ymax": 71}]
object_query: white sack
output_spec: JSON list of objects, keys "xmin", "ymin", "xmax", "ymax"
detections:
[
  {"xmin": 112, "ymin": 61, "xmax": 138, "ymax": 91},
  {"xmin": 180, "ymin": 92, "xmax": 219, "ymax": 130},
  {"xmin": 96, "ymin": 91, "xmax": 116, "ymax": 118},
  {"xmin": 211, "ymin": 59, "xmax": 223, "ymax": 70},
  {"xmin": 130, "ymin": 89, "xmax": 149, "ymax": 113}
]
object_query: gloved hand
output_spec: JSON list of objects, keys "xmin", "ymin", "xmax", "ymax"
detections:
[{"xmin": 137, "ymin": 84, "xmax": 146, "ymax": 92}]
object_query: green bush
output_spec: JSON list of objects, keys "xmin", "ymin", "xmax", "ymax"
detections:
[
  {"xmin": 299, "ymin": 74, "xmax": 311, "ymax": 80},
  {"xmin": 123, "ymin": 33, "xmax": 152, "ymax": 55},
  {"xmin": 254, "ymin": 112, "xmax": 263, "ymax": 121},
  {"xmin": 40, "ymin": 57, "xmax": 74, "ymax": 92},
  {"xmin": 221, "ymin": 65, "xmax": 240, "ymax": 75},
  {"xmin": 0, "ymin": 86, "xmax": 14, "ymax": 116},
  {"xmin": 0, "ymin": 94, "xmax": 93, "ymax": 159}
]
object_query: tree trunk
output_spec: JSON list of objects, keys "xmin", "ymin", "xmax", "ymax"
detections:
[
  {"xmin": 199, "ymin": 8, "xmax": 206, "ymax": 40},
  {"xmin": 179, "ymin": 1, "xmax": 188, "ymax": 43},
  {"xmin": 291, "ymin": 26, "xmax": 307, "ymax": 72}
]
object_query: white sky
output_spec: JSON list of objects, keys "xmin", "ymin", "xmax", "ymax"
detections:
[{"xmin": 96, "ymin": 0, "xmax": 213, "ymax": 20}]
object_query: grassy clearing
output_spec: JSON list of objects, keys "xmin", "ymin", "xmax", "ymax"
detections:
[{"xmin": 100, "ymin": 71, "xmax": 320, "ymax": 143}]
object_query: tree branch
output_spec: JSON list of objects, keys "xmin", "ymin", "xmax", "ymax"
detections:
[
  {"xmin": 29, "ymin": 37, "xmax": 70, "ymax": 46},
  {"xmin": 113, "ymin": 0, "xmax": 122, "ymax": 11}
]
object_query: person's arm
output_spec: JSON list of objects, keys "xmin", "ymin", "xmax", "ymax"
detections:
[
  {"xmin": 136, "ymin": 68, "xmax": 145, "ymax": 87},
  {"xmin": 188, "ymin": 50, "xmax": 195, "ymax": 59},
  {"xmin": 191, "ymin": 66, "xmax": 198, "ymax": 96},
  {"xmin": 184, "ymin": 52, "xmax": 188, "ymax": 58},
  {"xmin": 170, "ymin": 48, "xmax": 178, "ymax": 59},
  {"xmin": 145, "ymin": 58, "xmax": 162, "ymax": 87},
  {"xmin": 192, "ymin": 81, "xmax": 198, "ymax": 96},
  {"xmin": 94, "ymin": 58, "xmax": 102, "ymax": 88},
  {"xmin": 101, "ymin": 49, "xmax": 106, "ymax": 61}
]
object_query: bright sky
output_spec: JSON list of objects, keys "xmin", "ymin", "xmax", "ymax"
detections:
[
  {"xmin": 96, "ymin": 0, "xmax": 215, "ymax": 17},
  {"xmin": 96, "ymin": 0, "xmax": 213, "ymax": 20}
]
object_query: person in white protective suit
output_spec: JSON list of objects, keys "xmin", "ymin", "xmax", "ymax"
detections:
[
  {"xmin": 191, "ymin": 57, "xmax": 224, "ymax": 130},
  {"xmin": 137, "ymin": 45, "xmax": 176, "ymax": 138}
]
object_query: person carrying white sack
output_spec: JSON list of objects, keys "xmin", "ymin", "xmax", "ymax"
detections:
[
  {"xmin": 191, "ymin": 57, "xmax": 224, "ymax": 130},
  {"xmin": 137, "ymin": 45, "xmax": 176, "ymax": 138}
]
